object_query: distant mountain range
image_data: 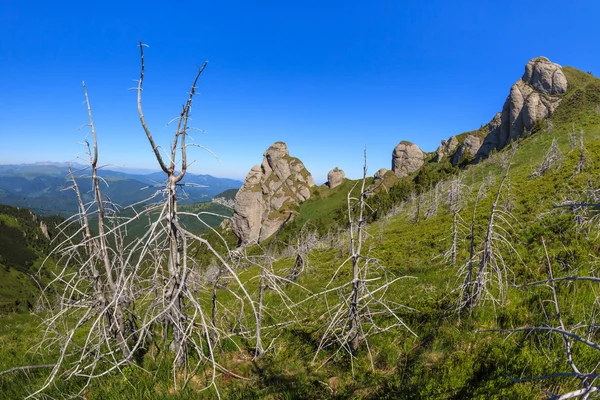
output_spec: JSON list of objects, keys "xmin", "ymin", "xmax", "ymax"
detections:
[{"xmin": 0, "ymin": 163, "xmax": 242, "ymax": 215}]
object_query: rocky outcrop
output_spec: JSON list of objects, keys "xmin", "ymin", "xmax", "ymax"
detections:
[
  {"xmin": 392, "ymin": 141, "xmax": 424, "ymax": 177},
  {"xmin": 231, "ymin": 142, "xmax": 314, "ymax": 245},
  {"xmin": 523, "ymin": 56, "xmax": 568, "ymax": 95},
  {"xmin": 477, "ymin": 57, "xmax": 567, "ymax": 160},
  {"xmin": 367, "ymin": 167, "xmax": 398, "ymax": 195},
  {"xmin": 451, "ymin": 135, "xmax": 482, "ymax": 166},
  {"xmin": 29, "ymin": 210, "xmax": 50, "ymax": 240},
  {"xmin": 373, "ymin": 168, "xmax": 390, "ymax": 185},
  {"xmin": 326, "ymin": 168, "xmax": 345, "ymax": 189},
  {"xmin": 219, "ymin": 218, "xmax": 231, "ymax": 230},
  {"xmin": 434, "ymin": 136, "xmax": 459, "ymax": 162}
]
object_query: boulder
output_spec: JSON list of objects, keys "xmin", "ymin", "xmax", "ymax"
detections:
[
  {"xmin": 434, "ymin": 136, "xmax": 459, "ymax": 162},
  {"xmin": 326, "ymin": 168, "xmax": 345, "ymax": 189},
  {"xmin": 366, "ymin": 167, "xmax": 398, "ymax": 196},
  {"xmin": 451, "ymin": 135, "xmax": 482, "ymax": 166},
  {"xmin": 231, "ymin": 142, "xmax": 314, "ymax": 245},
  {"xmin": 392, "ymin": 141, "xmax": 424, "ymax": 177},
  {"xmin": 373, "ymin": 168, "xmax": 389, "ymax": 185},
  {"xmin": 522, "ymin": 56, "xmax": 568, "ymax": 95}
]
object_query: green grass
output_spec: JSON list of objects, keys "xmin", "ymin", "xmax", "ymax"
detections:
[{"xmin": 298, "ymin": 179, "xmax": 370, "ymax": 224}]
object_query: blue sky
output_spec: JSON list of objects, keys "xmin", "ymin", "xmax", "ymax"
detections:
[{"xmin": 1, "ymin": 1, "xmax": 599, "ymax": 182}]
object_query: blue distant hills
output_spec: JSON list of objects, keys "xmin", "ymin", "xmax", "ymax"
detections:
[{"xmin": 0, "ymin": 163, "xmax": 242, "ymax": 216}]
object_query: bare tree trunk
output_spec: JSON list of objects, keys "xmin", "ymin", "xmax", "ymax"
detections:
[
  {"xmin": 255, "ymin": 266, "xmax": 265, "ymax": 358},
  {"xmin": 445, "ymin": 177, "xmax": 465, "ymax": 267},
  {"xmin": 449, "ymin": 179, "xmax": 459, "ymax": 266},
  {"xmin": 451, "ymin": 211, "xmax": 458, "ymax": 266},
  {"xmin": 68, "ymin": 166, "xmax": 109, "ymax": 310},
  {"xmin": 415, "ymin": 194, "xmax": 422, "ymax": 223},
  {"xmin": 166, "ymin": 177, "xmax": 187, "ymax": 367},
  {"xmin": 28, "ymin": 44, "xmax": 271, "ymax": 398},
  {"xmin": 348, "ymin": 151, "xmax": 368, "ymax": 355},
  {"xmin": 577, "ymin": 129, "xmax": 585, "ymax": 174},
  {"xmin": 469, "ymin": 148, "xmax": 515, "ymax": 308},
  {"xmin": 462, "ymin": 188, "xmax": 480, "ymax": 309},
  {"xmin": 289, "ymin": 253, "xmax": 305, "ymax": 282},
  {"xmin": 82, "ymin": 83, "xmax": 131, "ymax": 357},
  {"xmin": 210, "ymin": 264, "xmax": 226, "ymax": 347},
  {"xmin": 471, "ymin": 194, "xmax": 498, "ymax": 306},
  {"xmin": 137, "ymin": 42, "xmax": 207, "ymax": 368}
]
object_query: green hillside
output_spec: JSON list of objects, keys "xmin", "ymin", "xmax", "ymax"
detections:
[
  {"xmin": 0, "ymin": 205, "xmax": 64, "ymax": 313},
  {"xmin": 213, "ymin": 188, "xmax": 239, "ymax": 201},
  {"xmin": 1, "ymin": 67, "xmax": 600, "ymax": 399},
  {"xmin": 99, "ymin": 201, "xmax": 233, "ymax": 242}
]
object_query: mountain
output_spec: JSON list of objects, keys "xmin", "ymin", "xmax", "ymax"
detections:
[
  {"xmin": 2, "ymin": 58, "xmax": 600, "ymax": 399},
  {"xmin": 0, "ymin": 164, "xmax": 243, "ymax": 215},
  {"xmin": 209, "ymin": 58, "xmax": 600, "ymax": 397}
]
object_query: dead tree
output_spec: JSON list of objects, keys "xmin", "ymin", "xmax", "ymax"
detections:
[
  {"xmin": 238, "ymin": 237, "xmax": 311, "ymax": 360},
  {"xmin": 461, "ymin": 144, "xmax": 520, "ymax": 310},
  {"xmin": 24, "ymin": 44, "xmax": 259, "ymax": 398},
  {"xmin": 547, "ymin": 118, "xmax": 555, "ymax": 134},
  {"xmin": 25, "ymin": 83, "xmax": 147, "ymax": 398},
  {"xmin": 136, "ymin": 42, "xmax": 209, "ymax": 367},
  {"xmin": 459, "ymin": 179, "xmax": 485, "ymax": 309},
  {"xmin": 530, "ymin": 138, "xmax": 562, "ymax": 178},
  {"xmin": 304, "ymin": 151, "xmax": 415, "ymax": 366},
  {"xmin": 444, "ymin": 175, "xmax": 467, "ymax": 266},
  {"xmin": 557, "ymin": 184, "xmax": 600, "ymax": 237},
  {"xmin": 576, "ymin": 129, "xmax": 586, "ymax": 174},
  {"xmin": 407, "ymin": 192, "xmax": 423, "ymax": 223},
  {"xmin": 488, "ymin": 239, "xmax": 600, "ymax": 398},
  {"xmin": 347, "ymin": 154, "xmax": 370, "ymax": 354},
  {"xmin": 424, "ymin": 182, "xmax": 442, "ymax": 220},
  {"xmin": 280, "ymin": 223, "xmax": 320, "ymax": 281}
]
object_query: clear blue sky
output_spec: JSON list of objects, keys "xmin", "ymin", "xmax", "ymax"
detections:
[{"xmin": 1, "ymin": 1, "xmax": 599, "ymax": 182}]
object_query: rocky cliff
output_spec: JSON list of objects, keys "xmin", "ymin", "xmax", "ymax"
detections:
[
  {"xmin": 476, "ymin": 56, "xmax": 568, "ymax": 160},
  {"xmin": 375, "ymin": 57, "xmax": 569, "ymax": 186},
  {"xmin": 426, "ymin": 56, "xmax": 568, "ymax": 167},
  {"xmin": 231, "ymin": 142, "xmax": 314, "ymax": 245}
]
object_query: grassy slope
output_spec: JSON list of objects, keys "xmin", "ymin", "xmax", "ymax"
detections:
[{"xmin": 1, "ymin": 68, "xmax": 600, "ymax": 398}]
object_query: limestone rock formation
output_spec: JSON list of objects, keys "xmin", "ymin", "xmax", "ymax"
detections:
[
  {"xmin": 231, "ymin": 142, "xmax": 314, "ymax": 245},
  {"xmin": 434, "ymin": 136, "xmax": 459, "ymax": 162},
  {"xmin": 477, "ymin": 57, "xmax": 568, "ymax": 160},
  {"xmin": 326, "ymin": 168, "xmax": 345, "ymax": 189},
  {"xmin": 451, "ymin": 135, "xmax": 482, "ymax": 166},
  {"xmin": 392, "ymin": 141, "xmax": 424, "ymax": 177},
  {"xmin": 523, "ymin": 56, "xmax": 568, "ymax": 95},
  {"xmin": 373, "ymin": 168, "xmax": 389, "ymax": 185},
  {"xmin": 366, "ymin": 167, "xmax": 398, "ymax": 195},
  {"xmin": 219, "ymin": 218, "xmax": 231, "ymax": 230}
]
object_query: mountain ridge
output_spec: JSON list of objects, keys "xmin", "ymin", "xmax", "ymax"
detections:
[{"xmin": 0, "ymin": 163, "xmax": 243, "ymax": 215}]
